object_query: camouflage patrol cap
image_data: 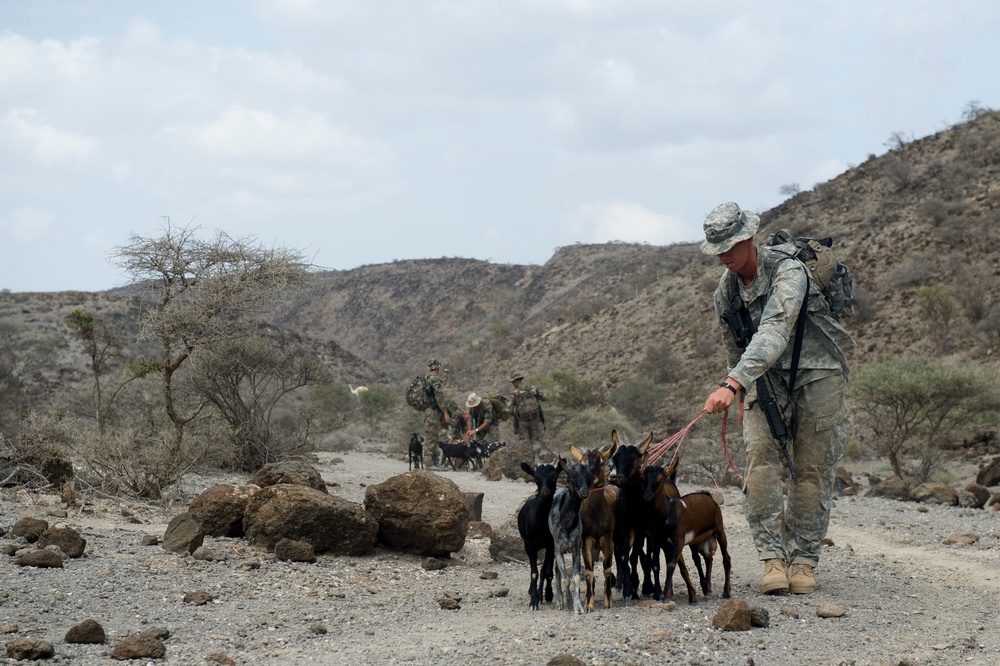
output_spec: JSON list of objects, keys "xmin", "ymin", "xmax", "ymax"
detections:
[
  {"xmin": 510, "ymin": 371, "xmax": 525, "ymax": 382},
  {"xmin": 700, "ymin": 202, "xmax": 760, "ymax": 255},
  {"xmin": 427, "ymin": 358, "xmax": 441, "ymax": 370}
]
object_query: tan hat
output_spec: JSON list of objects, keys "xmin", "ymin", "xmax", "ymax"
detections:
[
  {"xmin": 700, "ymin": 202, "xmax": 760, "ymax": 255},
  {"xmin": 466, "ymin": 392, "xmax": 482, "ymax": 408}
]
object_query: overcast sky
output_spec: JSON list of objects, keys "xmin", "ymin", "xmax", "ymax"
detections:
[{"xmin": 1, "ymin": 1, "xmax": 997, "ymax": 292}]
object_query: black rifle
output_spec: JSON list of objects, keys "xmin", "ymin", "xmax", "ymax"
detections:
[{"xmin": 720, "ymin": 295, "xmax": 799, "ymax": 484}]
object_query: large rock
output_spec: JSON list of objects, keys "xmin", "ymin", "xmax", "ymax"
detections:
[
  {"xmin": 976, "ymin": 456, "xmax": 1000, "ymax": 487},
  {"xmin": 712, "ymin": 599, "xmax": 752, "ymax": 631},
  {"xmin": 38, "ymin": 525, "xmax": 87, "ymax": 558},
  {"xmin": 10, "ymin": 517, "xmax": 48, "ymax": 543},
  {"xmin": 65, "ymin": 619, "xmax": 106, "ymax": 644},
  {"xmin": 364, "ymin": 471, "xmax": 471, "ymax": 557},
  {"xmin": 488, "ymin": 511, "xmax": 528, "ymax": 563},
  {"xmin": 963, "ymin": 482, "xmax": 991, "ymax": 509},
  {"xmin": 5, "ymin": 638, "xmax": 55, "ymax": 660},
  {"xmin": 189, "ymin": 484, "xmax": 259, "ymax": 537},
  {"xmin": 13, "ymin": 549, "xmax": 64, "ymax": 568},
  {"xmin": 481, "ymin": 443, "xmax": 533, "ymax": 482},
  {"xmin": 250, "ymin": 459, "xmax": 328, "ymax": 493},
  {"xmin": 162, "ymin": 512, "xmax": 205, "ymax": 555},
  {"xmin": 910, "ymin": 482, "xmax": 958, "ymax": 506},
  {"xmin": 244, "ymin": 484, "xmax": 377, "ymax": 555},
  {"xmin": 865, "ymin": 475, "xmax": 911, "ymax": 501}
]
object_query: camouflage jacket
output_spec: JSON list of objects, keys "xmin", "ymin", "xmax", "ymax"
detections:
[
  {"xmin": 469, "ymin": 401, "xmax": 495, "ymax": 431},
  {"xmin": 425, "ymin": 373, "xmax": 446, "ymax": 413},
  {"xmin": 510, "ymin": 385, "xmax": 546, "ymax": 417},
  {"xmin": 713, "ymin": 244, "xmax": 856, "ymax": 397}
]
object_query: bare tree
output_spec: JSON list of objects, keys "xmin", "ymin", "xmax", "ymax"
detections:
[
  {"xmin": 194, "ymin": 332, "xmax": 326, "ymax": 470},
  {"xmin": 112, "ymin": 221, "xmax": 312, "ymax": 475}
]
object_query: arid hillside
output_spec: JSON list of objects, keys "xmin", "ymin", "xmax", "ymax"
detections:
[{"xmin": 3, "ymin": 111, "xmax": 999, "ymax": 439}]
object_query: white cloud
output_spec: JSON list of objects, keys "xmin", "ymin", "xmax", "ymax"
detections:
[
  {"xmin": 0, "ymin": 207, "xmax": 56, "ymax": 242},
  {"xmin": 585, "ymin": 202, "xmax": 686, "ymax": 245},
  {"xmin": 3, "ymin": 108, "xmax": 98, "ymax": 167}
]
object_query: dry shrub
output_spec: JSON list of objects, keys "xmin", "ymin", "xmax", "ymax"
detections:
[
  {"xmin": 882, "ymin": 157, "xmax": 913, "ymax": 190},
  {"xmin": 883, "ymin": 257, "xmax": 928, "ymax": 288}
]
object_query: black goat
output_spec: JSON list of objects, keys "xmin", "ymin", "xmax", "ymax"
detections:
[
  {"xmin": 438, "ymin": 441, "xmax": 472, "ymax": 470},
  {"xmin": 516, "ymin": 461, "xmax": 560, "ymax": 610},
  {"xmin": 408, "ymin": 432, "xmax": 423, "ymax": 470},
  {"xmin": 608, "ymin": 430, "xmax": 654, "ymax": 602}
]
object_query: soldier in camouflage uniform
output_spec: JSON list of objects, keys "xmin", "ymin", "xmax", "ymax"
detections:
[
  {"xmin": 422, "ymin": 358, "xmax": 450, "ymax": 468},
  {"xmin": 509, "ymin": 372, "xmax": 551, "ymax": 465},
  {"xmin": 700, "ymin": 202, "xmax": 855, "ymax": 596},
  {"xmin": 464, "ymin": 392, "xmax": 498, "ymax": 442}
]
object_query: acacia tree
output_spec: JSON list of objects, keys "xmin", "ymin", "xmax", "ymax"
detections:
[
  {"xmin": 112, "ymin": 221, "xmax": 312, "ymax": 475},
  {"xmin": 194, "ymin": 332, "xmax": 326, "ymax": 470},
  {"xmin": 851, "ymin": 357, "xmax": 999, "ymax": 484}
]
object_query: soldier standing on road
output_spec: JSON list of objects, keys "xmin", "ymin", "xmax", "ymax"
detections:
[
  {"xmin": 422, "ymin": 358, "xmax": 450, "ymax": 468},
  {"xmin": 509, "ymin": 372, "xmax": 550, "ymax": 465},
  {"xmin": 700, "ymin": 201, "xmax": 854, "ymax": 596}
]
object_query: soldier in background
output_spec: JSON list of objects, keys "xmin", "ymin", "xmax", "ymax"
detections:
[
  {"xmin": 509, "ymin": 371, "xmax": 550, "ymax": 465},
  {"xmin": 422, "ymin": 358, "xmax": 450, "ymax": 468},
  {"xmin": 465, "ymin": 392, "xmax": 498, "ymax": 443}
]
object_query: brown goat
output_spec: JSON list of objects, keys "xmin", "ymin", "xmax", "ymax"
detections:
[
  {"xmin": 570, "ymin": 442, "xmax": 617, "ymax": 611},
  {"xmin": 642, "ymin": 467, "xmax": 732, "ymax": 604}
]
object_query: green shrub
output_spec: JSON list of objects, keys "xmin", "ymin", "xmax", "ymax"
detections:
[{"xmin": 610, "ymin": 380, "xmax": 668, "ymax": 426}]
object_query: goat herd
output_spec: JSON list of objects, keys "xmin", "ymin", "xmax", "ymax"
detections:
[
  {"xmin": 517, "ymin": 430, "xmax": 732, "ymax": 614},
  {"xmin": 406, "ymin": 432, "xmax": 506, "ymax": 471}
]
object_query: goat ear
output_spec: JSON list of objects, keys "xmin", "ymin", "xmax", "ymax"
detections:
[
  {"xmin": 521, "ymin": 462, "xmax": 535, "ymax": 476},
  {"xmin": 611, "ymin": 429, "xmax": 620, "ymax": 448},
  {"xmin": 664, "ymin": 454, "xmax": 679, "ymax": 482},
  {"xmin": 603, "ymin": 442, "xmax": 617, "ymax": 462},
  {"xmin": 637, "ymin": 431, "xmax": 653, "ymax": 454},
  {"xmin": 569, "ymin": 444, "xmax": 584, "ymax": 462}
]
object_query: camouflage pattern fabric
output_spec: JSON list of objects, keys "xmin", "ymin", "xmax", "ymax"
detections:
[
  {"xmin": 712, "ymin": 243, "xmax": 854, "ymax": 568},
  {"xmin": 422, "ymin": 372, "xmax": 448, "ymax": 466},
  {"xmin": 510, "ymin": 384, "xmax": 550, "ymax": 460},
  {"xmin": 468, "ymin": 401, "xmax": 498, "ymax": 441}
]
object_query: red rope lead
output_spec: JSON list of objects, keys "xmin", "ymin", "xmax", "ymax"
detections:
[
  {"xmin": 642, "ymin": 412, "xmax": 705, "ymax": 470},
  {"xmin": 716, "ymin": 407, "xmax": 746, "ymax": 488}
]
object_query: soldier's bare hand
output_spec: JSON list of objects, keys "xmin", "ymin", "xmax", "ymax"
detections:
[{"xmin": 703, "ymin": 387, "xmax": 735, "ymax": 414}]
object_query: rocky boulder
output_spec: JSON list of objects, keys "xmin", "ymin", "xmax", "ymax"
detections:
[
  {"xmin": 38, "ymin": 525, "xmax": 87, "ymax": 558},
  {"xmin": 865, "ymin": 476, "xmax": 911, "ymax": 501},
  {"xmin": 364, "ymin": 470, "xmax": 471, "ymax": 557},
  {"xmin": 481, "ymin": 442, "xmax": 533, "ymax": 482},
  {"xmin": 910, "ymin": 482, "xmax": 958, "ymax": 506},
  {"xmin": 976, "ymin": 456, "xmax": 1000, "ymax": 487},
  {"xmin": 162, "ymin": 512, "xmax": 205, "ymax": 555},
  {"xmin": 488, "ymin": 512, "xmax": 527, "ymax": 563},
  {"xmin": 250, "ymin": 459, "xmax": 328, "ymax": 493},
  {"xmin": 189, "ymin": 484, "xmax": 259, "ymax": 537},
  {"xmin": 10, "ymin": 517, "xmax": 48, "ymax": 543},
  {"xmin": 244, "ymin": 484, "xmax": 377, "ymax": 555}
]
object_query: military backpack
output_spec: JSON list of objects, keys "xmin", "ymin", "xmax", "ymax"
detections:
[
  {"xmin": 405, "ymin": 375, "xmax": 432, "ymax": 411},
  {"xmin": 484, "ymin": 391, "xmax": 511, "ymax": 422},
  {"xmin": 764, "ymin": 229, "xmax": 856, "ymax": 320}
]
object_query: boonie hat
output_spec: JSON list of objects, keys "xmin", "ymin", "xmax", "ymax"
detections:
[
  {"xmin": 510, "ymin": 371, "xmax": 525, "ymax": 382},
  {"xmin": 466, "ymin": 392, "xmax": 482, "ymax": 408},
  {"xmin": 427, "ymin": 358, "xmax": 441, "ymax": 370},
  {"xmin": 700, "ymin": 202, "xmax": 760, "ymax": 255}
]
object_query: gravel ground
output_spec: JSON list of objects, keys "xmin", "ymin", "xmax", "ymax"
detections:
[{"xmin": 3, "ymin": 443, "xmax": 1000, "ymax": 666}]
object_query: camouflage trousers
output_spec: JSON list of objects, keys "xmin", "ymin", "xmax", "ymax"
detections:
[
  {"xmin": 423, "ymin": 408, "xmax": 448, "ymax": 467},
  {"xmin": 742, "ymin": 371, "xmax": 847, "ymax": 568},
  {"xmin": 516, "ymin": 413, "xmax": 553, "ymax": 461}
]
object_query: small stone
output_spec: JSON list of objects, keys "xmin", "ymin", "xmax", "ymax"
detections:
[
  {"xmin": 712, "ymin": 599, "xmax": 752, "ymax": 631},
  {"xmin": 750, "ymin": 606, "xmax": 770, "ymax": 627},
  {"xmin": 779, "ymin": 607, "xmax": 799, "ymax": 619},
  {"xmin": 206, "ymin": 652, "xmax": 238, "ymax": 666},
  {"xmin": 479, "ymin": 571, "xmax": 499, "ymax": 579},
  {"xmin": 140, "ymin": 534, "xmax": 160, "ymax": 546},
  {"xmin": 493, "ymin": 588, "xmax": 509, "ymax": 597},
  {"xmin": 816, "ymin": 602, "xmax": 847, "ymax": 618},
  {"xmin": 5, "ymin": 638, "xmax": 55, "ymax": 660},
  {"xmin": 65, "ymin": 618, "xmax": 106, "ymax": 644},
  {"xmin": 436, "ymin": 597, "xmax": 461, "ymax": 610},
  {"xmin": 111, "ymin": 634, "xmax": 166, "ymax": 660},
  {"xmin": 422, "ymin": 557, "xmax": 447, "ymax": 571},
  {"xmin": 547, "ymin": 656, "xmax": 586, "ymax": 666},
  {"xmin": 183, "ymin": 591, "xmax": 214, "ymax": 605},
  {"xmin": 309, "ymin": 623, "xmax": 328, "ymax": 635},
  {"xmin": 0, "ymin": 625, "xmax": 18, "ymax": 634}
]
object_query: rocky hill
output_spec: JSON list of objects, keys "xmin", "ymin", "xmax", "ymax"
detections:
[{"xmin": 3, "ymin": 111, "xmax": 999, "ymax": 435}]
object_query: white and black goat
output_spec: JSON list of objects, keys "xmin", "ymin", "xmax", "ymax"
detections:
[{"xmin": 547, "ymin": 457, "xmax": 593, "ymax": 614}]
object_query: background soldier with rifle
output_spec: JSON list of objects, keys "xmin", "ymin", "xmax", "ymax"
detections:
[
  {"xmin": 700, "ymin": 202, "xmax": 854, "ymax": 596},
  {"xmin": 508, "ymin": 371, "xmax": 550, "ymax": 465},
  {"xmin": 422, "ymin": 358, "xmax": 451, "ymax": 468}
]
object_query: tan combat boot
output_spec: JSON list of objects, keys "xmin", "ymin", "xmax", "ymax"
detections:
[
  {"xmin": 788, "ymin": 563, "xmax": 816, "ymax": 594},
  {"xmin": 761, "ymin": 559, "xmax": 789, "ymax": 594}
]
